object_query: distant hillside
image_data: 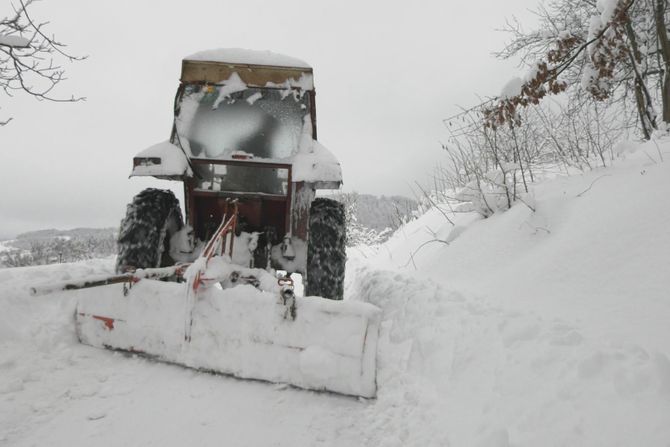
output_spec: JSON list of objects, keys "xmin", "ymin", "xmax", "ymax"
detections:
[
  {"xmin": 1, "ymin": 228, "xmax": 117, "ymax": 268},
  {"xmin": 331, "ymin": 193, "xmax": 419, "ymax": 233},
  {"xmin": 15, "ymin": 227, "xmax": 117, "ymax": 241},
  {"xmin": 1, "ymin": 194, "xmax": 418, "ymax": 267}
]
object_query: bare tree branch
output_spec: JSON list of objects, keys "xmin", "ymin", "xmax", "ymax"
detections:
[{"xmin": 0, "ymin": 0, "xmax": 86, "ymax": 123}]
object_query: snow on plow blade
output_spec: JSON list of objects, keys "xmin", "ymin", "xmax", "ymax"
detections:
[{"xmin": 74, "ymin": 280, "xmax": 381, "ymax": 398}]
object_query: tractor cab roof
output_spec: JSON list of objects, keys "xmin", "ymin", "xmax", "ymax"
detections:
[
  {"xmin": 131, "ymin": 48, "xmax": 341, "ymax": 189},
  {"xmin": 181, "ymin": 48, "xmax": 314, "ymax": 90}
]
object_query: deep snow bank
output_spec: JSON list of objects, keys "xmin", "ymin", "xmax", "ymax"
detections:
[{"xmin": 345, "ymin": 137, "xmax": 670, "ymax": 446}]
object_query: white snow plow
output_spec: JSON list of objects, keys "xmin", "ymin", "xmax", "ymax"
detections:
[
  {"xmin": 32, "ymin": 204, "xmax": 381, "ymax": 398},
  {"xmin": 73, "ymin": 279, "xmax": 380, "ymax": 398}
]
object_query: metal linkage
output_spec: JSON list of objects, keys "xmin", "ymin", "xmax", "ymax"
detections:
[
  {"xmin": 191, "ymin": 199, "xmax": 239, "ymax": 293},
  {"xmin": 184, "ymin": 200, "xmax": 239, "ymax": 342},
  {"xmin": 29, "ymin": 264, "xmax": 191, "ymax": 297}
]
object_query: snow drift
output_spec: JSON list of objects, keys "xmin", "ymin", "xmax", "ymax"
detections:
[{"xmin": 345, "ymin": 136, "xmax": 670, "ymax": 446}]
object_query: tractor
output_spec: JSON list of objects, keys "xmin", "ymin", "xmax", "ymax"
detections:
[
  {"xmin": 31, "ymin": 49, "xmax": 380, "ymax": 398},
  {"xmin": 120, "ymin": 48, "xmax": 346, "ymax": 299}
]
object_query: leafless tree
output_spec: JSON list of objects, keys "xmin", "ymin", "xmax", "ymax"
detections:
[
  {"xmin": 433, "ymin": 0, "xmax": 656, "ymax": 219},
  {"xmin": 484, "ymin": 0, "xmax": 670, "ymax": 139},
  {"xmin": 0, "ymin": 0, "xmax": 85, "ymax": 125}
]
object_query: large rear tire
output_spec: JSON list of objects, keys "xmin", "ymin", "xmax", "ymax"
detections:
[
  {"xmin": 305, "ymin": 198, "xmax": 346, "ymax": 300},
  {"xmin": 116, "ymin": 188, "xmax": 183, "ymax": 273}
]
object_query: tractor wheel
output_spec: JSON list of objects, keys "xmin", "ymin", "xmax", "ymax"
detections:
[
  {"xmin": 115, "ymin": 188, "xmax": 183, "ymax": 273},
  {"xmin": 305, "ymin": 198, "xmax": 346, "ymax": 300}
]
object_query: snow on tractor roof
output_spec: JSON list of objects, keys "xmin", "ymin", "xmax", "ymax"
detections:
[
  {"xmin": 132, "ymin": 48, "xmax": 341, "ymax": 187},
  {"xmin": 184, "ymin": 48, "xmax": 311, "ymax": 69},
  {"xmin": 181, "ymin": 49, "xmax": 313, "ymax": 88}
]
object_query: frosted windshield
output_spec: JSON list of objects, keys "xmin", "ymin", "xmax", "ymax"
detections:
[
  {"xmin": 177, "ymin": 85, "xmax": 309, "ymax": 160},
  {"xmin": 194, "ymin": 163, "xmax": 289, "ymax": 195}
]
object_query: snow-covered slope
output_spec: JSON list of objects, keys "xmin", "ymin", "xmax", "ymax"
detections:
[
  {"xmin": 1, "ymin": 138, "xmax": 669, "ymax": 446},
  {"xmin": 346, "ymin": 137, "xmax": 670, "ymax": 446}
]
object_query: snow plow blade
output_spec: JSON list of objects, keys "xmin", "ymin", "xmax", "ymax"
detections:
[{"xmin": 74, "ymin": 280, "xmax": 381, "ymax": 398}]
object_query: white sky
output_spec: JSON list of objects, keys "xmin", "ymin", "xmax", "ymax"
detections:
[{"xmin": 0, "ymin": 0, "xmax": 538, "ymax": 239}]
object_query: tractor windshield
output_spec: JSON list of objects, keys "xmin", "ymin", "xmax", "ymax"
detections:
[
  {"xmin": 176, "ymin": 84, "xmax": 309, "ymax": 160},
  {"xmin": 193, "ymin": 162, "xmax": 289, "ymax": 195}
]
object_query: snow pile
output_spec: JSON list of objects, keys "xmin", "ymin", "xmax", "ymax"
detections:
[
  {"xmin": 212, "ymin": 72, "xmax": 248, "ymax": 109},
  {"xmin": 596, "ymin": 0, "xmax": 623, "ymax": 26},
  {"xmin": 292, "ymin": 140, "xmax": 342, "ymax": 184},
  {"xmin": 230, "ymin": 231, "xmax": 259, "ymax": 267},
  {"xmin": 291, "ymin": 117, "xmax": 342, "ymax": 184},
  {"xmin": 500, "ymin": 77, "xmax": 524, "ymax": 99},
  {"xmin": 193, "ymin": 255, "xmax": 279, "ymax": 292},
  {"xmin": 130, "ymin": 140, "xmax": 191, "ymax": 177},
  {"xmin": 270, "ymin": 236, "xmax": 308, "ymax": 273},
  {"xmin": 264, "ymin": 72, "xmax": 315, "ymax": 92},
  {"xmin": 344, "ymin": 136, "xmax": 670, "ymax": 446},
  {"xmin": 184, "ymin": 48, "xmax": 311, "ymax": 69},
  {"xmin": 76, "ymin": 278, "xmax": 380, "ymax": 398}
]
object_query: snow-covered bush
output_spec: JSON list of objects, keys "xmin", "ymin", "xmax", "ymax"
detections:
[
  {"xmin": 0, "ymin": 231, "xmax": 117, "ymax": 268},
  {"xmin": 485, "ymin": 0, "xmax": 670, "ymax": 139},
  {"xmin": 433, "ymin": 0, "xmax": 670, "ymax": 218},
  {"xmin": 454, "ymin": 166, "xmax": 524, "ymax": 217},
  {"xmin": 342, "ymin": 196, "xmax": 393, "ymax": 246},
  {"xmin": 439, "ymin": 98, "xmax": 626, "ymax": 218},
  {"xmin": 332, "ymin": 192, "xmax": 415, "ymax": 246},
  {"xmin": 0, "ymin": 250, "xmax": 33, "ymax": 268},
  {"xmin": 347, "ymin": 213, "xmax": 392, "ymax": 246}
]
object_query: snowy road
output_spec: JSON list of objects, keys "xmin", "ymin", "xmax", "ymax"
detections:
[
  {"xmin": 4, "ymin": 350, "xmax": 361, "ymax": 446},
  {"xmin": 3, "ymin": 254, "xmax": 670, "ymax": 446},
  {"xmin": 0, "ymin": 260, "xmax": 365, "ymax": 447}
]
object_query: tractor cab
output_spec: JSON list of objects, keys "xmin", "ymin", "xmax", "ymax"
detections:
[{"xmin": 129, "ymin": 49, "xmax": 343, "ymax": 274}]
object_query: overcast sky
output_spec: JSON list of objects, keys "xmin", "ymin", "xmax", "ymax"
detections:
[{"xmin": 0, "ymin": 0, "xmax": 538, "ymax": 239}]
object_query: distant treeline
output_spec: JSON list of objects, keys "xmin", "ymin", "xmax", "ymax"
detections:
[
  {"xmin": 1, "ymin": 228, "xmax": 117, "ymax": 268},
  {"xmin": 0, "ymin": 195, "xmax": 419, "ymax": 268},
  {"xmin": 331, "ymin": 192, "xmax": 418, "ymax": 246}
]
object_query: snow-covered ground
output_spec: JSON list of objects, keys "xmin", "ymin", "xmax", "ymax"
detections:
[
  {"xmin": 1, "ymin": 138, "xmax": 669, "ymax": 446},
  {"xmin": 0, "ymin": 260, "xmax": 364, "ymax": 446}
]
